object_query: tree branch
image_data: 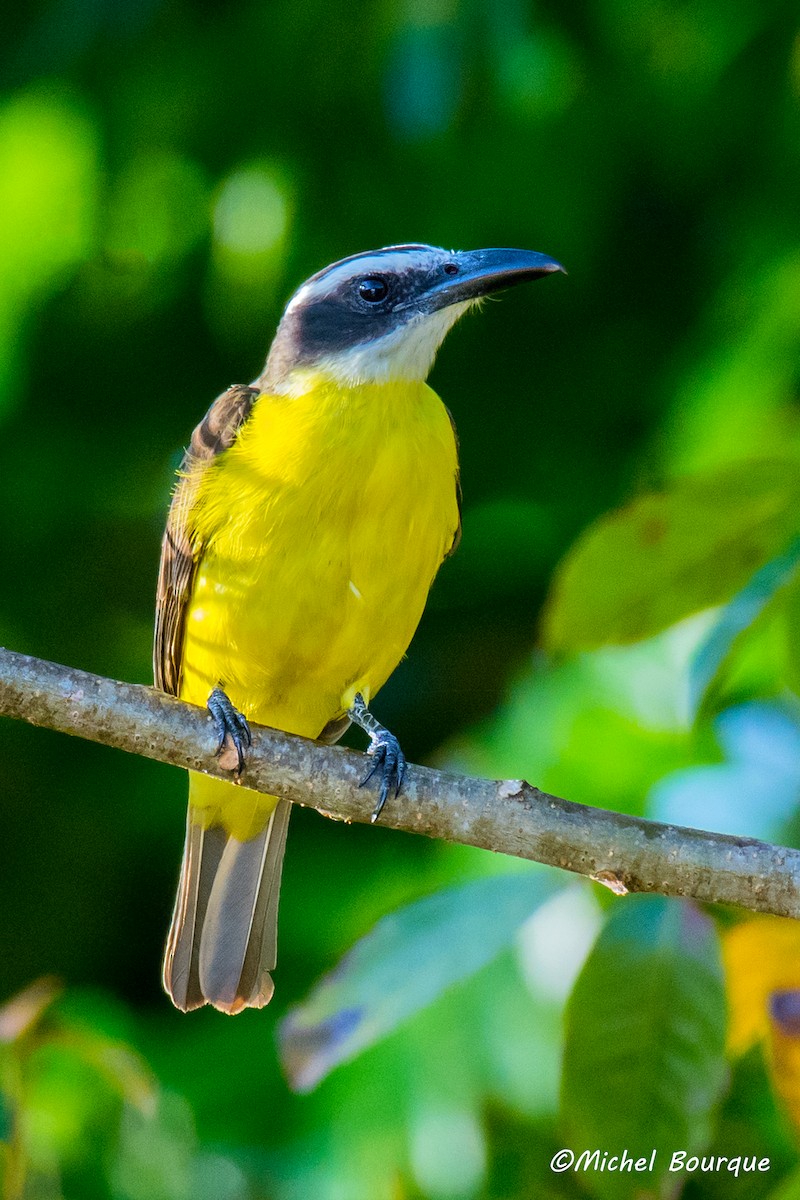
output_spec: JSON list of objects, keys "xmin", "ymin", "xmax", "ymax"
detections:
[{"xmin": 0, "ymin": 646, "xmax": 798, "ymax": 917}]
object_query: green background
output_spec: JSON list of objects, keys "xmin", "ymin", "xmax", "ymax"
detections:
[{"xmin": 1, "ymin": 0, "xmax": 800, "ymax": 1196}]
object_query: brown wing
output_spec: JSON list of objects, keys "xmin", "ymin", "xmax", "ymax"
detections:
[
  {"xmin": 154, "ymin": 384, "xmax": 260, "ymax": 696},
  {"xmin": 444, "ymin": 405, "xmax": 462, "ymax": 559}
]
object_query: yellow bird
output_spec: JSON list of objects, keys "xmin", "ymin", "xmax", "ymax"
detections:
[{"xmin": 154, "ymin": 243, "xmax": 562, "ymax": 1013}]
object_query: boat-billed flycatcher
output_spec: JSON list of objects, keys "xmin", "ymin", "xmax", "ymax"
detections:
[{"xmin": 155, "ymin": 243, "xmax": 563, "ymax": 1014}]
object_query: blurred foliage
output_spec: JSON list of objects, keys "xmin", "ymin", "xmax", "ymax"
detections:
[
  {"xmin": 561, "ymin": 898, "xmax": 727, "ymax": 1200},
  {"xmin": 543, "ymin": 459, "xmax": 800, "ymax": 651},
  {"xmin": 1, "ymin": 0, "xmax": 800, "ymax": 1196},
  {"xmin": 279, "ymin": 871, "xmax": 559, "ymax": 1091}
]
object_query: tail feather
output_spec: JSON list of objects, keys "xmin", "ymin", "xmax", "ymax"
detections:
[
  {"xmin": 163, "ymin": 818, "xmax": 227, "ymax": 1011},
  {"xmin": 200, "ymin": 800, "xmax": 290, "ymax": 1012},
  {"xmin": 163, "ymin": 796, "xmax": 291, "ymax": 1014},
  {"xmin": 237, "ymin": 801, "xmax": 290, "ymax": 997}
]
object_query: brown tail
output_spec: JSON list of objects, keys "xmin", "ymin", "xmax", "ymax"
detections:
[{"xmin": 163, "ymin": 798, "xmax": 291, "ymax": 1014}]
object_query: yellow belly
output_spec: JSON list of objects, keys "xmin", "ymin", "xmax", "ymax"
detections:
[{"xmin": 179, "ymin": 376, "xmax": 459, "ymax": 749}]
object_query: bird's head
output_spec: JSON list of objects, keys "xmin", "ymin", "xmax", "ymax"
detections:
[{"xmin": 261, "ymin": 243, "xmax": 564, "ymax": 393}]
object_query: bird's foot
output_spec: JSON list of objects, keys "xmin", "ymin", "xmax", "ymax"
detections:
[
  {"xmin": 208, "ymin": 685, "xmax": 252, "ymax": 774},
  {"xmin": 348, "ymin": 693, "xmax": 407, "ymax": 822},
  {"xmin": 361, "ymin": 734, "xmax": 407, "ymax": 823}
]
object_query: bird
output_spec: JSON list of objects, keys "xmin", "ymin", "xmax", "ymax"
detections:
[{"xmin": 154, "ymin": 242, "xmax": 563, "ymax": 1014}]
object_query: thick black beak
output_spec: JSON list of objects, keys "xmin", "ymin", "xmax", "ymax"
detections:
[{"xmin": 426, "ymin": 247, "xmax": 565, "ymax": 311}]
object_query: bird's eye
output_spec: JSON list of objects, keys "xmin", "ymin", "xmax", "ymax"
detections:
[
  {"xmin": 443, "ymin": 262, "xmax": 459, "ymax": 275},
  {"xmin": 358, "ymin": 276, "xmax": 389, "ymax": 303}
]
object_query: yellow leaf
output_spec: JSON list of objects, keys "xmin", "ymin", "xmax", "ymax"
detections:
[{"xmin": 724, "ymin": 916, "xmax": 800, "ymax": 1056}]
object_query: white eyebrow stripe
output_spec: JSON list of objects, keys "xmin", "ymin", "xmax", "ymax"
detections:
[
  {"xmin": 284, "ymin": 280, "xmax": 312, "ymax": 313},
  {"xmin": 285, "ymin": 245, "xmax": 449, "ymax": 309}
]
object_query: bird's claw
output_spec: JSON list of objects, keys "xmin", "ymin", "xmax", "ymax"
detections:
[
  {"xmin": 360, "ymin": 732, "xmax": 407, "ymax": 823},
  {"xmin": 207, "ymin": 686, "xmax": 251, "ymax": 774}
]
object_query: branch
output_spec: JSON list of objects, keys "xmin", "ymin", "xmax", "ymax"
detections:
[{"xmin": 0, "ymin": 646, "xmax": 798, "ymax": 918}]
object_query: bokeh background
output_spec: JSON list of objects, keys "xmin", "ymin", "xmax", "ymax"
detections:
[{"xmin": 2, "ymin": 0, "xmax": 800, "ymax": 1197}]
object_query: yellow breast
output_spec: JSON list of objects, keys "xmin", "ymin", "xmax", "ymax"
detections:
[{"xmin": 179, "ymin": 376, "xmax": 459, "ymax": 740}]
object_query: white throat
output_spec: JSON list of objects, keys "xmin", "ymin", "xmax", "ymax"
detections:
[{"xmin": 271, "ymin": 301, "xmax": 473, "ymax": 395}]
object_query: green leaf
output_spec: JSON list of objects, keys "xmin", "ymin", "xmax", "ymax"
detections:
[
  {"xmin": 111, "ymin": 1093, "xmax": 195, "ymax": 1200},
  {"xmin": 561, "ymin": 896, "xmax": 727, "ymax": 1200},
  {"xmin": 783, "ymin": 574, "xmax": 800, "ymax": 697},
  {"xmin": 279, "ymin": 870, "xmax": 560, "ymax": 1092},
  {"xmin": 58, "ymin": 1026, "xmax": 157, "ymax": 1116},
  {"xmin": 767, "ymin": 1165, "xmax": 800, "ymax": 1200},
  {"xmin": 689, "ymin": 536, "xmax": 800, "ymax": 717},
  {"xmin": 543, "ymin": 460, "xmax": 800, "ymax": 652}
]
